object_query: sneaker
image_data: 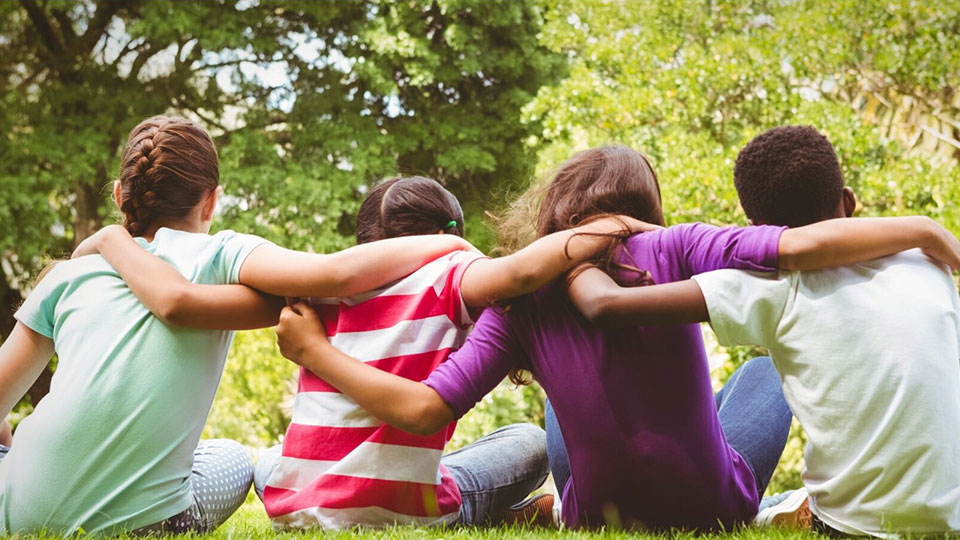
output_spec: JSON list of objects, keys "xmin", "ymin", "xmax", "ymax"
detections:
[
  {"xmin": 755, "ymin": 488, "xmax": 812, "ymax": 529},
  {"xmin": 501, "ymin": 494, "xmax": 556, "ymax": 527}
]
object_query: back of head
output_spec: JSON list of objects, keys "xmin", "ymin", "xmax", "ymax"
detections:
[
  {"xmin": 355, "ymin": 176, "xmax": 465, "ymax": 244},
  {"xmin": 536, "ymin": 145, "xmax": 664, "ymax": 238},
  {"xmin": 118, "ymin": 115, "xmax": 220, "ymax": 236},
  {"xmin": 734, "ymin": 126, "xmax": 844, "ymax": 227}
]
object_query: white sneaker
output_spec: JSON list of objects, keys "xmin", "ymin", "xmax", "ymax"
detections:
[{"xmin": 755, "ymin": 487, "xmax": 812, "ymax": 528}]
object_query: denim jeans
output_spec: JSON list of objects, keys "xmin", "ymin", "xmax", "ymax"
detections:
[
  {"xmin": 546, "ymin": 356, "xmax": 792, "ymax": 500},
  {"xmin": 255, "ymin": 423, "xmax": 549, "ymax": 525}
]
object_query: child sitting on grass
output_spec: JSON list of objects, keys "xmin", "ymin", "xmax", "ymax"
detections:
[{"xmin": 566, "ymin": 126, "xmax": 960, "ymax": 538}]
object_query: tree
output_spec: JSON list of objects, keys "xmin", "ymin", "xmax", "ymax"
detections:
[{"xmin": 0, "ymin": 0, "xmax": 562, "ymax": 407}]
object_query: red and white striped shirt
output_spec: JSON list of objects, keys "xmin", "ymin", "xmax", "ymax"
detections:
[{"xmin": 263, "ymin": 251, "xmax": 483, "ymax": 529}]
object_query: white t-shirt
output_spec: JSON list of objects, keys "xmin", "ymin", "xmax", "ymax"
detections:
[{"xmin": 693, "ymin": 249, "xmax": 960, "ymax": 538}]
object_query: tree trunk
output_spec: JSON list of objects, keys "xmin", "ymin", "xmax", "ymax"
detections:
[{"xmin": 74, "ymin": 180, "xmax": 104, "ymax": 247}]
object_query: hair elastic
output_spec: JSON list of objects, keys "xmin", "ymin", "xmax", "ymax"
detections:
[{"xmin": 446, "ymin": 220, "xmax": 458, "ymax": 228}]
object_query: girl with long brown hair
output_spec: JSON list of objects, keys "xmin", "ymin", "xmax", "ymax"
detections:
[{"xmin": 272, "ymin": 144, "xmax": 960, "ymax": 531}]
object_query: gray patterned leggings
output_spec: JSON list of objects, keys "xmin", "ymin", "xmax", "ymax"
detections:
[{"xmin": 134, "ymin": 439, "xmax": 254, "ymax": 534}]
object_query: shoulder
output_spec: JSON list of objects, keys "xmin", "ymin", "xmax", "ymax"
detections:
[{"xmin": 693, "ymin": 267, "xmax": 796, "ymax": 299}]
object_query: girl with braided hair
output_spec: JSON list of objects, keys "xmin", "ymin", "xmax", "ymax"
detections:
[{"xmin": 0, "ymin": 115, "xmax": 479, "ymax": 535}]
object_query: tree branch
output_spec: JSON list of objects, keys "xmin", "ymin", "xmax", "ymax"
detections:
[
  {"xmin": 19, "ymin": 0, "xmax": 68, "ymax": 59},
  {"xmin": 50, "ymin": 8, "xmax": 78, "ymax": 50},
  {"xmin": 80, "ymin": 0, "xmax": 134, "ymax": 54}
]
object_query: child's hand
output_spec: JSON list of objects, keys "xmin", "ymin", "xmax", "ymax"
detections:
[
  {"xmin": 921, "ymin": 220, "xmax": 960, "ymax": 274},
  {"xmin": 276, "ymin": 302, "xmax": 329, "ymax": 366},
  {"xmin": 71, "ymin": 224, "xmax": 129, "ymax": 258},
  {"xmin": 582, "ymin": 215, "xmax": 662, "ymax": 236}
]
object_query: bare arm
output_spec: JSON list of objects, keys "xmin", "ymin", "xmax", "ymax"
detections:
[
  {"xmin": 237, "ymin": 233, "xmax": 474, "ymax": 298},
  {"xmin": 779, "ymin": 216, "xmax": 960, "ymax": 271},
  {"xmin": 73, "ymin": 225, "xmax": 283, "ymax": 330},
  {"xmin": 569, "ymin": 266, "xmax": 709, "ymax": 328},
  {"xmin": 276, "ymin": 303, "xmax": 453, "ymax": 435},
  {"xmin": 0, "ymin": 323, "xmax": 55, "ymax": 421},
  {"xmin": 75, "ymin": 225, "xmax": 472, "ymax": 329},
  {"xmin": 460, "ymin": 216, "xmax": 660, "ymax": 307}
]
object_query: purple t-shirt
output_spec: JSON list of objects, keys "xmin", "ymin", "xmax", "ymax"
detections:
[{"xmin": 425, "ymin": 223, "xmax": 785, "ymax": 530}]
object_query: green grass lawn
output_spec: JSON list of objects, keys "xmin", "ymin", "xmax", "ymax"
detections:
[{"xmin": 186, "ymin": 498, "xmax": 831, "ymax": 540}]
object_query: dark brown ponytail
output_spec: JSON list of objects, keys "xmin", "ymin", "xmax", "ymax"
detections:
[
  {"xmin": 118, "ymin": 116, "xmax": 219, "ymax": 236},
  {"xmin": 355, "ymin": 176, "xmax": 465, "ymax": 244}
]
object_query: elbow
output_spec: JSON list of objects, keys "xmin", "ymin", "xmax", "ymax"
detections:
[
  {"xmin": 401, "ymin": 400, "xmax": 451, "ymax": 436},
  {"xmin": 579, "ymin": 291, "xmax": 617, "ymax": 326},
  {"xmin": 155, "ymin": 288, "xmax": 193, "ymax": 327}
]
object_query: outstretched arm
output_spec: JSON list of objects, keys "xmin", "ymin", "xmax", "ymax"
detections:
[
  {"xmin": 569, "ymin": 266, "xmax": 708, "ymax": 328},
  {"xmin": 778, "ymin": 216, "xmax": 960, "ymax": 271},
  {"xmin": 276, "ymin": 303, "xmax": 453, "ymax": 435},
  {"xmin": 237, "ymin": 234, "xmax": 474, "ymax": 298},
  {"xmin": 0, "ymin": 323, "xmax": 55, "ymax": 421},
  {"xmin": 460, "ymin": 216, "xmax": 660, "ymax": 307}
]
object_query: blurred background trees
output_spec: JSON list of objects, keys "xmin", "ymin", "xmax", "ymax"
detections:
[{"xmin": 2, "ymin": 0, "xmax": 958, "ymax": 494}]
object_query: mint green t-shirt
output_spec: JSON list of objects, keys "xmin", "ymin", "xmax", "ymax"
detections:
[{"xmin": 1, "ymin": 228, "xmax": 269, "ymax": 536}]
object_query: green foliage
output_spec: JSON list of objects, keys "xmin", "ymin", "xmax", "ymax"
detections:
[{"xmin": 203, "ymin": 329, "xmax": 296, "ymax": 446}]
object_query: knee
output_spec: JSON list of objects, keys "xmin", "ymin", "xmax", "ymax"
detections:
[
  {"xmin": 746, "ymin": 356, "xmax": 780, "ymax": 381},
  {"xmin": 502, "ymin": 423, "xmax": 549, "ymax": 474},
  {"xmin": 205, "ymin": 439, "xmax": 255, "ymax": 479},
  {"xmin": 253, "ymin": 444, "xmax": 283, "ymax": 499}
]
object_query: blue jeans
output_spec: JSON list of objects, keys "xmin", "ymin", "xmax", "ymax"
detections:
[
  {"xmin": 255, "ymin": 423, "xmax": 549, "ymax": 525},
  {"xmin": 546, "ymin": 356, "xmax": 792, "ymax": 499},
  {"xmin": 442, "ymin": 423, "xmax": 550, "ymax": 524}
]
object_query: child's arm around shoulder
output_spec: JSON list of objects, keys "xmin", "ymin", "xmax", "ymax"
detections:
[
  {"xmin": 237, "ymin": 234, "xmax": 476, "ymax": 298},
  {"xmin": 74, "ymin": 225, "xmax": 284, "ymax": 330},
  {"xmin": 569, "ymin": 265, "xmax": 709, "ymax": 327},
  {"xmin": 459, "ymin": 216, "xmax": 659, "ymax": 307},
  {"xmin": 778, "ymin": 216, "xmax": 960, "ymax": 271}
]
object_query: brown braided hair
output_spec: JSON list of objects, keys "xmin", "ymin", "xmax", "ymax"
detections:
[{"xmin": 118, "ymin": 115, "xmax": 219, "ymax": 236}]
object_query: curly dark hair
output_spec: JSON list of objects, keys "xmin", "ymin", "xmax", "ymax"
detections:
[{"xmin": 734, "ymin": 126, "xmax": 844, "ymax": 227}]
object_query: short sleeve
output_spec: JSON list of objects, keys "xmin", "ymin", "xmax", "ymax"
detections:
[
  {"xmin": 14, "ymin": 265, "xmax": 70, "ymax": 339},
  {"xmin": 662, "ymin": 223, "xmax": 786, "ymax": 278},
  {"xmin": 424, "ymin": 308, "xmax": 523, "ymax": 419},
  {"xmin": 212, "ymin": 230, "xmax": 273, "ymax": 284},
  {"xmin": 691, "ymin": 269, "xmax": 794, "ymax": 348},
  {"xmin": 444, "ymin": 252, "xmax": 488, "ymax": 327}
]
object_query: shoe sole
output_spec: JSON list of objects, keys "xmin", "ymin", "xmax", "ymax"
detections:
[
  {"xmin": 756, "ymin": 489, "xmax": 812, "ymax": 529},
  {"xmin": 502, "ymin": 494, "xmax": 556, "ymax": 527}
]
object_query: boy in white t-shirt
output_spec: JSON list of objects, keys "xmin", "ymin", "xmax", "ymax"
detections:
[{"xmin": 566, "ymin": 126, "xmax": 960, "ymax": 538}]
